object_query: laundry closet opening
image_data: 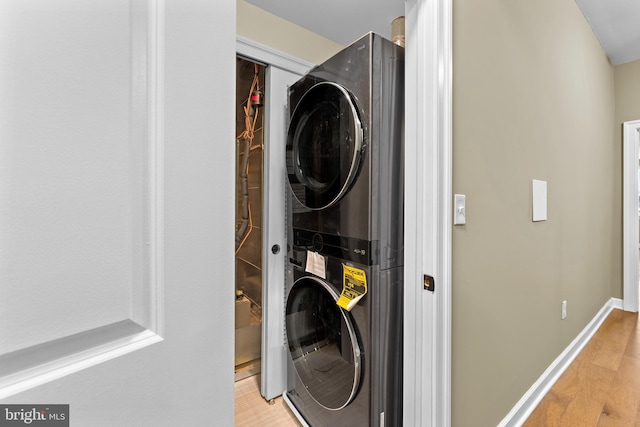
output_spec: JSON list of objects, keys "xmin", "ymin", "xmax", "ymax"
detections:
[{"xmin": 235, "ymin": 57, "xmax": 266, "ymax": 380}]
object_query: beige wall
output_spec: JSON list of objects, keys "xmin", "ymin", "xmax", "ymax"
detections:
[
  {"xmin": 615, "ymin": 59, "xmax": 640, "ymax": 262},
  {"xmin": 237, "ymin": 0, "xmax": 343, "ymax": 65},
  {"xmin": 615, "ymin": 61, "xmax": 640, "ymax": 256},
  {"xmin": 615, "ymin": 59, "xmax": 640, "ymax": 125},
  {"xmin": 452, "ymin": 0, "xmax": 617, "ymax": 425}
]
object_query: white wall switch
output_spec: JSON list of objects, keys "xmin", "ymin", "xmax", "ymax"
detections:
[
  {"xmin": 532, "ymin": 180, "xmax": 547, "ymax": 222},
  {"xmin": 561, "ymin": 300, "xmax": 567, "ymax": 320},
  {"xmin": 454, "ymin": 194, "xmax": 466, "ymax": 225}
]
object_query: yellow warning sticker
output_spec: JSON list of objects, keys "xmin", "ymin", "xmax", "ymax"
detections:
[{"xmin": 337, "ymin": 265, "xmax": 367, "ymax": 311}]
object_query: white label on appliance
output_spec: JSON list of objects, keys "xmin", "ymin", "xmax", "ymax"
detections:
[{"xmin": 305, "ymin": 251, "xmax": 326, "ymax": 279}]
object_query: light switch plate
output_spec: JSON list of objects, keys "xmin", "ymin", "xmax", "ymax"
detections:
[
  {"xmin": 532, "ymin": 180, "xmax": 547, "ymax": 222},
  {"xmin": 454, "ymin": 194, "xmax": 466, "ymax": 225}
]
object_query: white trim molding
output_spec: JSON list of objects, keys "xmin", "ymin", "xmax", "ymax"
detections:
[
  {"xmin": 238, "ymin": 39, "xmax": 308, "ymax": 400},
  {"xmin": 236, "ymin": 36, "xmax": 314, "ymax": 75},
  {"xmin": 623, "ymin": 119, "xmax": 640, "ymax": 313},
  {"xmin": 498, "ymin": 298, "xmax": 622, "ymax": 426},
  {"xmin": 403, "ymin": 0, "xmax": 452, "ymax": 425},
  {"xmin": 235, "ymin": 36, "xmax": 311, "ymax": 402}
]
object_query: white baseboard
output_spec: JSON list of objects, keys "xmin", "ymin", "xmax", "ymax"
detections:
[
  {"xmin": 611, "ymin": 297, "xmax": 624, "ymax": 310},
  {"xmin": 498, "ymin": 297, "xmax": 622, "ymax": 427}
]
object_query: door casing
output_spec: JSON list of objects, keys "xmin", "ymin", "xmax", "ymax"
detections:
[{"xmin": 623, "ymin": 120, "xmax": 640, "ymax": 313}]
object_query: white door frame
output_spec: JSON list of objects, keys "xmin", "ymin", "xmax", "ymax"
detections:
[
  {"xmin": 403, "ymin": 0, "xmax": 452, "ymax": 425},
  {"xmin": 623, "ymin": 120, "xmax": 640, "ymax": 313},
  {"xmin": 236, "ymin": 37, "xmax": 313, "ymax": 401}
]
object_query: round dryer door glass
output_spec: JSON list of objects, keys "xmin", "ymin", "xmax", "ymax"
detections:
[
  {"xmin": 285, "ymin": 276, "xmax": 361, "ymax": 410},
  {"xmin": 286, "ymin": 82, "xmax": 363, "ymax": 210}
]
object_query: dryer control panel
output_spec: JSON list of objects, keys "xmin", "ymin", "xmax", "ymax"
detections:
[{"xmin": 291, "ymin": 228, "xmax": 377, "ymax": 266}]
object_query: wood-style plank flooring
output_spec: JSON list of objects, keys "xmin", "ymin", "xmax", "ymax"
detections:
[
  {"xmin": 524, "ymin": 309, "xmax": 640, "ymax": 426},
  {"xmin": 235, "ymin": 375, "xmax": 301, "ymax": 426},
  {"xmin": 236, "ymin": 309, "xmax": 640, "ymax": 426}
]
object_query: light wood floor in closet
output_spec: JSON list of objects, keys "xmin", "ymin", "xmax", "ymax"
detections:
[
  {"xmin": 235, "ymin": 375, "xmax": 301, "ymax": 426},
  {"xmin": 525, "ymin": 308, "xmax": 640, "ymax": 426}
]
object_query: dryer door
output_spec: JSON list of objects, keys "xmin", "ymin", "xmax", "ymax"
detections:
[
  {"xmin": 285, "ymin": 276, "xmax": 362, "ymax": 410},
  {"xmin": 286, "ymin": 82, "xmax": 363, "ymax": 210}
]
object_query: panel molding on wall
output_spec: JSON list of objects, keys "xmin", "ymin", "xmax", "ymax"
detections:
[{"xmin": 0, "ymin": 0, "xmax": 165, "ymax": 398}]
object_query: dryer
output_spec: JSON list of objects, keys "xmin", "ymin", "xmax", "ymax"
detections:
[
  {"xmin": 285, "ymin": 32, "xmax": 404, "ymax": 271},
  {"xmin": 284, "ymin": 33, "xmax": 404, "ymax": 427}
]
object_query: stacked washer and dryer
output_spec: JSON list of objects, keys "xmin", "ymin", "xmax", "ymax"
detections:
[{"xmin": 283, "ymin": 33, "xmax": 405, "ymax": 427}]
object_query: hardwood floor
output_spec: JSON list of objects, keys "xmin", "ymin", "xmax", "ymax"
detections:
[
  {"xmin": 235, "ymin": 375, "xmax": 301, "ymax": 426},
  {"xmin": 236, "ymin": 309, "xmax": 640, "ymax": 426},
  {"xmin": 524, "ymin": 309, "xmax": 640, "ymax": 426}
]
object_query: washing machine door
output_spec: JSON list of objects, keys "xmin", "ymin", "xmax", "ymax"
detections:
[
  {"xmin": 286, "ymin": 276, "xmax": 362, "ymax": 410},
  {"xmin": 286, "ymin": 82, "xmax": 364, "ymax": 210}
]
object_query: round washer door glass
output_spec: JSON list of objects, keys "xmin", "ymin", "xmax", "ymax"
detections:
[
  {"xmin": 286, "ymin": 82, "xmax": 363, "ymax": 210},
  {"xmin": 285, "ymin": 276, "xmax": 361, "ymax": 410}
]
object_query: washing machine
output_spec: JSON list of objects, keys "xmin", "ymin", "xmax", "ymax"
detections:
[
  {"xmin": 285, "ymin": 32, "xmax": 404, "ymax": 271},
  {"xmin": 285, "ymin": 247, "xmax": 403, "ymax": 427},
  {"xmin": 284, "ymin": 33, "xmax": 404, "ymax": 427}
]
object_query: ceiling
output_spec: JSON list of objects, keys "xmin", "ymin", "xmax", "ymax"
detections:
[
  {"xmin": 245, "ymin": 0, "xmax": 404, "ymax": 46},
  {"xmin": 575, "ymin": 0, "xmax": 640, "ymax": 65},
  {"xmin": 246, "ymin": 0, "xmax": 640, "ymax": 66}
]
